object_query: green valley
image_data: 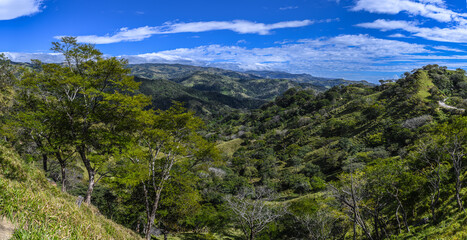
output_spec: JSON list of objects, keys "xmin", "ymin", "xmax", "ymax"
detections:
[{"xmin": 3, "ymin": 39, "xmax": 467, "ymax": 240}]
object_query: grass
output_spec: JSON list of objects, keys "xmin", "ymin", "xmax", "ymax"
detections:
[
  {"xmin": 0, "ymin": 143, "xmax": 143, "ymax": 240},
  {"xmin": 415, "ymin": 70, "xmax": 435, "ymax": 100},
  {"xmin": 216, "ymin": 139, "xmax": 243, "ymax": 158}
]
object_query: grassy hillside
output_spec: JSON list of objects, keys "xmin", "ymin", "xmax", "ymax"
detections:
[
  {"xmin": 204, "ymin": 65, "xmax": 467, "ymax": 239},
  {"xmin": 0, "ymin": 143, "xmax": 142, "ymax": 240}
]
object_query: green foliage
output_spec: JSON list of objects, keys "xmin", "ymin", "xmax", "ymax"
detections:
[{"xmin": 6, "ymin": 57, "xmax": 467, "ymax": 239}]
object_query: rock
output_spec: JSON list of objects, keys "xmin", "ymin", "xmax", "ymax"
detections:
[
  {"xmin": 0, "ymin": 217, "xmax": 15, "ymax": 240},
  {"xmin": 76, "ymin": 196, "xmax": 84, "ymax": 208}
]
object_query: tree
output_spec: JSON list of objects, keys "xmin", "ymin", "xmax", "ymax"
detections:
[
  {"xmin": 417, "ymin": 138, "xmax": 448, "ymax": 223},
  {"xmin": 19, "ymin": 37, "xmax": 150, "ymax": 203},
  {"xmin": 364, "ymin": 157, "xmax": 416, "ymax": 236},
  {"xmin": 0, "ymin": 54, "xmax": 16, "ymax": 123},
  {"xmin": 296, "ymin": 208, "xmax": 338, "ymax": 240},
  {"xmin": 440, "ymin": 118, "xmax": 467, "ymax": 212},
  {"xmin": 120, "ymin": 104, "xmax": 217, "ymax": 240},
  {"xmin": 224, "ymin": 186, "xmax": 288, "ymax": 240},
  {"xmin": 329, "ymin": 162, "xmax": 373, "ymax": 240}
]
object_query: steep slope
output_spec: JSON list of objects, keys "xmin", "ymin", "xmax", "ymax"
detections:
[
  {"xmin": 136, "ymin": 76, "xmax": 265, "ymax": 115},
  {"xmin": 129, "ymin": 63, "xmax": 258, "ymax": 81},
  {"xmin": 175, "ymin": 71, "xmax": 320, "ymax": 101},
  {"xmin": 128, "ymin": 63, "xmax": 350, "ymax": 102},
  {"xmin": 205, "ymin": 65, "xmax": 467, "ymax": 239},
  {"xmin": 0, "ymin": 143, "xmax": 142, "ymax": 240}
]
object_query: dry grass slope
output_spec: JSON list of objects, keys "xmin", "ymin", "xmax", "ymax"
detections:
[{"xmin": 0, "ymin": 144, "xmax": 143, "ymax": 240}]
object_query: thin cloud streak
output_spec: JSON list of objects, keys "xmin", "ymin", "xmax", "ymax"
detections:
[
  {"xmin": 357, "ymin": 19, "xmax": 467, "ymax": 43},
  {"xmin": 353, "ymin": 0, "xmax": 467, "ymax": 43},
  {"xmin": 352, "ymin": 0, "xmax": 466, "ymax": 23}
]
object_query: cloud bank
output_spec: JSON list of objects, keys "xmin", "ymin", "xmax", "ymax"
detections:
[
  {"xmin": 353, "ymin": 0, "xmax": 467, "ymax": 43},
  {"xmin": 67, "ymin": 20, "xmax": 314, "ymax": 44},
  {"xmin": 8, "ymin": 34, "xmax": 445, "ymax": 80},
  {"xmin": 352, "ymin": 0, "xmax": 464, "ymax": 23},
  {"xmin": 0, "ymin": 0, "xmax": 43, "ymax": 20},
  {"xmin": 7, "ymin": 34, "xmax": 467, "ymax": 80}
]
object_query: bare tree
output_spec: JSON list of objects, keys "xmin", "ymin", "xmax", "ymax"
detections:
[
  {"xmin": 296, "ymin": 208, "xmax": 338, "ymax": 240},
  {"xmin": 329, "ymin": 164, "xmax": 373, "ymax": 240},
  {"xmin": 225, "ymin": 187, "xmax": 288, "ymax": 240},
  {"xmin": 418, "ymin": 139, "xmax": 445, "ymax": 222},
  {"xmin": 445, "ymin": 134, "xmax": 466, "ymax": 212}
]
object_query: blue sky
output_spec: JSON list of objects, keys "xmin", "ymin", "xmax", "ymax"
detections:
[{"xmin": 2, "ymin": 0, "xmax": 467, "ymax": 82}]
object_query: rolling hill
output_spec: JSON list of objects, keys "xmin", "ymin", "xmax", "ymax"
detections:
[{"xmin": 130, "ymin": 63, "xmax": 365, "ymax": 116}]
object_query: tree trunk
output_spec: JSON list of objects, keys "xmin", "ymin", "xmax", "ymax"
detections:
[
  {"xmin": 55, "ymin": 151, "xmax": 67, "ymax": 192},
  {"xmin": 456, "ymin": 178, "xmax": 464, "ymax": 211},
  {"xmin": 42, "ymin": 154, "xmax": 48, "ymax": 172},
  {"xmin": 84, "ymin": 170, "xmax": 95, "ymax": 205},
  {"xmin": 145, "ymin": 186, "xmax": 163, "ymax": 240},
  {"xmin": 60, "ymin": 163, "xmax": 66, "ymax": 192},
  {"xmin": 249, "ymin": 230, "xmax": 256, "ymax": 240},
  {"xmin": 374, "ymin": 212, "xmax": 379, "ymax": 240},
  {"xmin": 397, "ymin": 200, "xmax": 409, "ymax": 233},
  {"xmin": 351, "ymin": 171, "xmax": 357, "ymax": 240},
  {"xmin": 78, "ymin": 147, "xmax": 95, "ymax": 205},
  {"xmin": 430, "ymin": 187, "xmax": 440, "ymax": 223}
]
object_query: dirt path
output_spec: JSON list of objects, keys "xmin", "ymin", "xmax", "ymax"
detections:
[
  {"xmin": 438, "ymin": 99, "xmax": 465, "ymax": 112},
  {"xmin": 0, "ymin": 218, "xmax": 15, "ymax": 240}
]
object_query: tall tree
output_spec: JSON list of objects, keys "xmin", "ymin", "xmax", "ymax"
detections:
[
  {"xmin": 417, "ymin": 138, "xmax": 447, "ymax": 223},
  {"xmin": 19, "ymin": 37, "xmax": 150, "ymax": 203},
  {"xmin": 439, "ymin": 117, "xmax": 467, "ymax": 212},
  {"xmin": 119, "ymin": 104, "xmax": 217, "ymax": 240},
  {"xmin": 0, "ymin": 54, "xmax": 16, "ymax": 122}
]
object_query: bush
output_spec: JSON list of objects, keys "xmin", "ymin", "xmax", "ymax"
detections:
[
  {"xmin": 281, "ymin": 173, "xmax": 311, "ymax": 194},
  {"xmin": 401, "ymin": 115, "xmax": 433, "ymax": 129}
]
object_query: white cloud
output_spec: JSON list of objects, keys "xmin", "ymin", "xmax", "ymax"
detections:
[
  {"xmin": 352, "ymin": 0, "xmax": 464, "ymax": 23},
  {"xmin": 352, "ymin": 0, "xmax": 467, "ymax": 43},
  {"xmin": 279, "ymin": 6, "xmax": 298, "ymax": 10},
  {"xmin": 356, "ymin": 19, "xmax": 418, "ymax": 32},
  {"xmin": 0, "ymin": 0, "xmax": 43, "ymax": 20},
  {"xmin": 3, "ymin": 52, "xmax": 63, "ymax": 63},
  {"xmin": 67, "ymin": 20, "xmax": 314, "ymax": 44},
  {"xmin": 432, "ymin": 46, "xmax": 465, "ymax": 52},
  {"xmin": 122, "ymin": 34, "xmax": 432, "ymax": 78},
  {"xmin": 357, "ymin": 19, "xmax": 467, "ymax": 43},
  {"xmin": 388, "ymin": 33, "xmax": 411, "ymax": 38}
]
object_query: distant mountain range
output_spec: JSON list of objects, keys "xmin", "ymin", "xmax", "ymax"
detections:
[
  {"xmin": 244, "ymin": 70, "xmax": 373, "ymax": 88},
  {"xmin": 127, "ymin": 63, "xmax": 375, "ymax": 116}
]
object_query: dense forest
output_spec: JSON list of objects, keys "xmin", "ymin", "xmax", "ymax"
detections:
[{"xmin": 2, "ymin": 37, "xmax": 467, "ymax": 240}]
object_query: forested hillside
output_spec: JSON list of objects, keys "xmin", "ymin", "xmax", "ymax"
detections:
[
  {"xmin": 3, "ymin": 38, "xmax": 467, "ymax": 240},
  {"xmin": 129, "ymin": 63, "xmax": 369, "ymax": 116}
]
